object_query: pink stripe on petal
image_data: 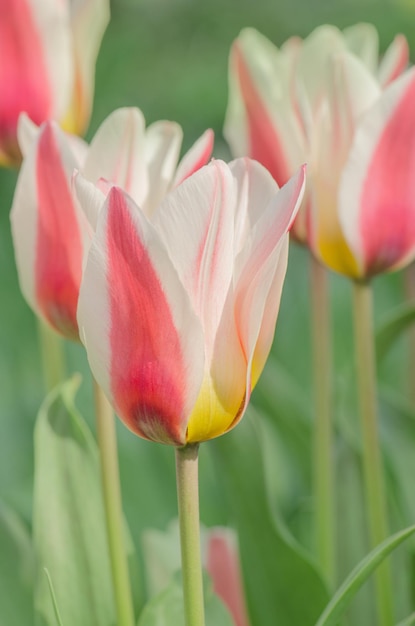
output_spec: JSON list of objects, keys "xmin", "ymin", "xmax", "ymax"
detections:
[
  {"xmin": 358, "ymin": 74, "xmax": 415, "ymax": 275},
  {"xmin": 0, "ymin": 0, "xmax": 52, "ymax": 163},
  {"xmin": 174, "ymin": 129, "xmax": 214, "ymax": 187},
  {"xmin": 35, "ymin": 123, "xmax": 82, "ymax": 340},
  {"xmin": 206, "ymin": 530, "xmax": 250, "ymax": 626},
  {"xmin": 107, "ymin": 190, "xmax": 189, "ymax": 445},
  {"xmin": 233, "ymin": 44, "xmax": 291, "ymax": 186},
  {"xmin": 379, "ymin": 34, "xmax": 409, "ymax": 87}
]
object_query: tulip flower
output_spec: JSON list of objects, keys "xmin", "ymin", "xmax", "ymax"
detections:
[
  {"xmin": 10, "ymin": 108, "xmax": 214, "ymax": 340},
  {"xmin": 206, "ymin": 528, "xmax": 250, "ymax": 626},
  {"xmin": 0, "ymin": 0, "xmax": 110, "ymax": 166},
  {"xmin": 76, "ymin": 159, "xmax": 305, "ymax": 445},
  {"xmin": 224, "ymin": 24, "xmax": 410, "ymax": 265}
]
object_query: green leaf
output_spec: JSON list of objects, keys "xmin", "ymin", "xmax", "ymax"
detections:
[
  {"xmin": 137, "ymin": 572, "xmax": 234, "ymax": 626},
  {"xmin": 396, "ymin": 613, "xmax": 415, "ymax": 626},
  {"xmin": 211, "ymin": 411, "xmax": 330, "ymax": 626},
  {"xmin": 43, "ymin": 569, "xmax": 64, "ymax": 626},
  {"xmin": 33, "ymin": 376, "xmax": 117, "ymax": 626},
  {"xmin": 0, "ymin": 500, "xmax": 34, "ymax": 626},
  {"xmin": 375, "ymin": 302, "xmax": 415, "ymax": 362},
  {"xmin": 315, "ymin": 524, "xmax": 415, "ymax": 626}
]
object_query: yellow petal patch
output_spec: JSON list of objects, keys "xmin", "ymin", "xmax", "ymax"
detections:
[
  {"xmin": 312, "ymin": 178, "xmax": 361, "ymax": 278},
  {"xmin": 186, "ymin": 374, "xmax": 245, "ymax": 443}
]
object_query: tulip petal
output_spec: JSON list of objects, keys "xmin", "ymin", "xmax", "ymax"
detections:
[
  {"xmin": 77, "ymin": 187, "xmax": 204, "ymax": 445},
  {"xmin": 11, "ymin": 122, "xmax": 85, "ymax": 339},
  {"xmin": 378, "ymin": 34, "xmax": 409, "ymax": 87},
  {"xmin": 233, "ymin": 167, "xmax": 305, "ymax": 381},
  {"xmin": 339, "ymin": 68, "xmax": 415, "ymax": 277},
  {"xmin": 83, "ymin": 107, "xmax": 148, "ymax": 206},
  {"xmin": 224, "ymin": 28, "xmax": 304, "ymax": 187},
  {"xmin": 66, "ymin": 0, "xmax": 110, "ymax": 133},
  {"xmin": 342, "ymin": 23, "xmax": 379, "ymax": 74},
  {"xmin": 142, "ymin": 121, "xmax": 183, "ymax": 215},
  {"xmin": 72, "ymin": 171, "xmax": 105, "ymax": 233},
  {"xmin": 173, "ymin": 129, "xmax": 214, "ymax": 187},
  {"xmin": 154, "ymin": 160, "xmax": 236, "ymax": 355},
  {"xmin": 206, "ymin": 529, "xmax": 250, "ymax": 626},
  {"xmin": 0, "ymin": 0, "xmax": 71, "ymax": 164},
  {"xmin": 310, "ymin": 52, "xmax": 380, "ymax": 276}
]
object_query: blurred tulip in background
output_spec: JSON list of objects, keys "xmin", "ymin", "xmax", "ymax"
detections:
[{"xmin": 0, "ymin": 0, "xmax": 110, "ymax": 166}]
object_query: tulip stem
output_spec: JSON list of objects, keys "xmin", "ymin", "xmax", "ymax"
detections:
[
  {"xmin": 310, "ymin": 256, "xmax": 335, "ymax": 586},
  {"xmin": 404, "ymin": 262, "xmax": 415, "ymax": 404},
  {"xmin": 37, "ymin": 319, "xmax": 66, "ymax": 391},
  {"xmin": 175, "ymin": 444, "xmax": 205, "ymax": 626},
  {"xmin": 352, "ymin": 279, "xmax": 393, "ymax": 626},
  {"xmin": 93, "ymin": 380, "xmax": 135, "ymax": 626}
]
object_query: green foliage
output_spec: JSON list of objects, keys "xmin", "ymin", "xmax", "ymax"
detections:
[
  {"xmin": 33, "ymin": 376, "xmax": 117, "ymax": 626},
  {"xmin": 376, "ymin": 303, "xmax": 415, "ymax": 362},
  {"xmin": 0, "ymin": 500, "xmax": 34, "ymax": 626},
  {"xmin": 212, "ymin": 412, "xmax": 330, "ymax": 626},
  {"xmin": 315, "ymin": 525, "xmax": 415, "ymax": 626},
  {"xmin": 137, "ymin": 572, "xmax": 234, "ymax": 626}
]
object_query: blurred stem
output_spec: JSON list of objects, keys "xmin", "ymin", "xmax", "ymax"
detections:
[
  {"xmin": 93, "ymin": 380, "xmax": 135, "ymax": 626},
  {"xmin": 176, "ymin": 444, "xmax": 205, "ymax": 626},
  {"xmin": 37, "ymin": 319, "xmax": 65, "ymax": 391},
  {"xmin": 310, "ymin": 256, "xmax": 335, "ymax": 586},
  {"xmin": 404, "ymin": 262, "xmax": 415, "ymax": 404},
  {"xmin": 352, "ymin": 280, "xmax": 393, "ymax": 626}
]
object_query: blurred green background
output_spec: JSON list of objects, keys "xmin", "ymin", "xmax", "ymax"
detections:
[{"xmin": 1, "ymin": 0, "xmax": 415, "ymax": 623}]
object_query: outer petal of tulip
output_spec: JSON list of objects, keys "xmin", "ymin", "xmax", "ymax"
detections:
[
  {"xmin": 10, "ymin": 121, "xmax": 87, "ymax": 340},
  {"xmin": 224, "ymin": 28, "xmax": 305, "ymax": 188},
  {"xmin": 339, "ymin": 68, "xmax": 415, "ymax": 278},
  {"xmin": 0, "ymin": 0, "xmax": 72, "ymax": 165},
  {"xmin": 206, "ymin": 528, "xmax": 250, "ymax": 626},
  {"xmin": 65, "ymin": 0, "xmax": 110, "ymax": 134},
  {"xmin": 378, "ymin": 34, "xmax": 409, "ymax": 87},
  {"xmin": 77, "ymin": 187, "xmax": 205, "ymax": 445},
  {"xmin": 231, "ymin": 163, "xmax": 305, "ymax": 388}
]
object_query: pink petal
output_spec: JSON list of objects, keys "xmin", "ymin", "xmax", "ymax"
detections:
[
  {"xmin": 173, "ymin": 129, "xmax": 214, "ymax": 187},
  {"xmin": 0, "ymin": 0, "xmax": 64, "ymax": 164},
  {"xmin": 339, "ymin": 68, "xmax": 415, "ymax": 277},
  {"xmin": 77, "ymin": 187, "xmax": 204, "ymax": 445},
  {"xmin": 378, "ymin": 34, "xmax": 409, "ymax": 87},
  {"xmin": 11, "ymin": 121, "xmax": 84, "ymax": 340},
  {"xmin": 206, "ymin": 529, "xmax": 250, "ymax": 626},
  {"xmin": 228, "ymin": 38, "xmax": 291, "ymax": 186}
]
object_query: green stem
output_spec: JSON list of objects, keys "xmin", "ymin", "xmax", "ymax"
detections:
[
  {"xmin": 310, "ymin": 256, "xmax": 335, "ymax": 586},
  {"xmin": 352, "ymin": 279, "xmax": 393, "ymax": 626},
  {"xmin": 404, "ymin": 262, "xmax": 415, "ymax": 404},
  {"xmin": 93, "ymin": 380, "xmax": 135, "ymax": 626},
  {"xmin": 175, "ymin": 444, "xmax": 205, "ymax": 626},
  {"xmin": 37, "ymin": 318, "xmax": 66, "ymax": 391}
]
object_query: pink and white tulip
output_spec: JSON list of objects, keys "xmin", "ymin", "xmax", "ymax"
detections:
[
  {"xmin": 225, "ymin": 25, "xmax": 415, "ymax": 279},
  {"xmin": 10, "ymin": 108, "xmax": 214, "ymax": 340},
  {"xmin": 76, "ymin": 159, "xmax": 305, "ymax": 444},
  {"xmin": 0, "ymin": 0, "xmax": 110, "ymax": 166},
  {"xmin": 206, "ymin": 528, "xmax": 250, "ymax": 626}
]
